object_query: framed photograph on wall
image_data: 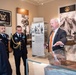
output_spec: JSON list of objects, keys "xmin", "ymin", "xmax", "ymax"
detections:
[
  {"xmin": 59, "ymin": 4, "xmax": 76, "ymax": 37},
  {"xmin": 0, "ymin": 9, "xmax": 12, "ymax": 26},
  {"xmin": 16, "ymin": 7, "xmax": 29, "ymax": 33}
]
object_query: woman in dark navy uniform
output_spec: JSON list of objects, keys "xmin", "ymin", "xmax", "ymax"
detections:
[{"xmin": 0, "ymin": 41, "xmax": 12, "ymax": 75}]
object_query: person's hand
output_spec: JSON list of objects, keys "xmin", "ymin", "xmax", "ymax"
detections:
[
  {"xmin": 49, "ymin": 52, "xmax": 55, "ymax": 58},
  {"xmin": 53, "ymin": 41, "xmax": 64, "ymax": 46},
  {"xmin": 44, "ymin": 43, "xmax": 48, "ymax": 49},
  {"xmin": 54, "ymin": 60, "xmax": 61, "ymax": 65},
  {"xmin": 45, "ymin": 43, "xmax": 48, "ymax": 47}
]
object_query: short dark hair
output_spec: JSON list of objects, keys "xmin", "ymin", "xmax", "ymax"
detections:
[
  {"xmin": 0, "ymin": 24, "xmax": 5, "ymax": 27},
  {"xmin": 16, "ymin": 25, "xmax": 22, "ymax": 29}
]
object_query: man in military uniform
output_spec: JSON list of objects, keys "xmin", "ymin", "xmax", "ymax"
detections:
[
  {"xmin": 10, "ymin": 25, "xmax": 28, "ymax": 75},
  {"xmin": 0, "ymin": 24, "xmax": 9, "ymax": 58}
]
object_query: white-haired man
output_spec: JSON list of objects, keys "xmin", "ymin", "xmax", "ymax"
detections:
[{"xmin": 48, "ymin": 18, "xmax": 67, "ymax": 65}]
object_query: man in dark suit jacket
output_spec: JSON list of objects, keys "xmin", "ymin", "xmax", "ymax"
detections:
[
  {"xmin": 0, "ymin": 41, "xmax": 12, "ymax": 75},
  {"xmin": 10, "ymin": 25, "xmax": 28, "ymax": 75},
  {"xmin": 0, "ymin": 24, "xmax": 9, "ymax": 58},
  {"xmin": 48, "ymin": 18, "xmax": 67, "ymax": 65}
]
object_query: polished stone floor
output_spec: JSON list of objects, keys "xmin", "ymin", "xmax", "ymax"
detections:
[{"xmin": 9, "ymin": 47, "xmax": 49, "ymax": 75}]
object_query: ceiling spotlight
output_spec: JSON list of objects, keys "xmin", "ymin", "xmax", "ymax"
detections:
[
  {"xmin": 41, "ymin": 3, "xmax": 44, "ymax": 5},
  {"xmin": 21, "ymin": 0, "xmax": 25, "ymax": 1}
]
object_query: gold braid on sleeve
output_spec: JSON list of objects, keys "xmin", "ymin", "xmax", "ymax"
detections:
[{"xmin": 11, "ymin": 36, "xmax": 21, "ymax": 50}]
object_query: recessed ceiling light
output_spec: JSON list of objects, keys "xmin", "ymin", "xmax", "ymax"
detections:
[{"xmin": 21, "ymin": 0, "xmax": 25, "ymax": 1}]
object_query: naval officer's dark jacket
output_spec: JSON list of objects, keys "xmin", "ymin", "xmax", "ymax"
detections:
[
  {"xmin": 0, "ymin": 33, "xmax": 9, "ymax": 52},
  {"xmin": 10, "ymin": 33, "xmax": 28, "ymax": 58},
  {"xmin": 0, "ymin": 41, "xmax": 12, "ymax": 75}
]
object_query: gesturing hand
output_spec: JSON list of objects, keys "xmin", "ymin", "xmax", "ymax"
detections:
[{"xmin": 53, "ymin": 41, "xmax": 64, "ymax": 47}]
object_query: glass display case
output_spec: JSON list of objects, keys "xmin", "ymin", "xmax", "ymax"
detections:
[
  {"xmin": 26, "ymin": 59, "xmax": 76, "ymax": 75},
  {"xmin": 44, "ymin": 65, "xmax": 76, "ymax": 75}
]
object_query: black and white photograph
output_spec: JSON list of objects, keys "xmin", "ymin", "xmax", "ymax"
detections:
[
  {"xmin": 59, "ymin": 4, "xmax": 76, "ymax": 61},
  {"xmin": 60, "ymin": 4, "xmax": 76, "ymax": 37}
]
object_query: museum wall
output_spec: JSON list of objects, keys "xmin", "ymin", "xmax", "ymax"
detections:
[
  {"xmin": 37, "ymin": 0, "xmax": 76, "ymax": 34},
  {"xmin": 0, "ymin": 0, "xmax": 38, "ymax": 34},
  {"xmin": 1, "ymin": 0, "xmax": 76, "ymax": 36}
]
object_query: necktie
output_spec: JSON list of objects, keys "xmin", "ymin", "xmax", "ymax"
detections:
[
  {"xmin": 19, "ymin": 34, "xmax": 21, "ymax": 38},
  {"xmin": 49, "ymin": 31, "xmax": 54, "ymax": 52},
  {"xmin": 3, "ymin": 34, "xmax": 5, "ymax": 38}
]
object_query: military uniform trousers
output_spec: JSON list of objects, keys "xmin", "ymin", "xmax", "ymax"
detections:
[{"xmin": 13, "ymin": 49, "xmax": 27, "ymax": 75}]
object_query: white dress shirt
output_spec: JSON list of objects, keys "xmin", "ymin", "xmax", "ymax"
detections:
[
  {"xmin": 52, "ymin": 27, "xmax": 59, "ymax": 46},
  {"xmin": 52, "ymin": 27, "xmax": 64, "ymax": 47}
]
